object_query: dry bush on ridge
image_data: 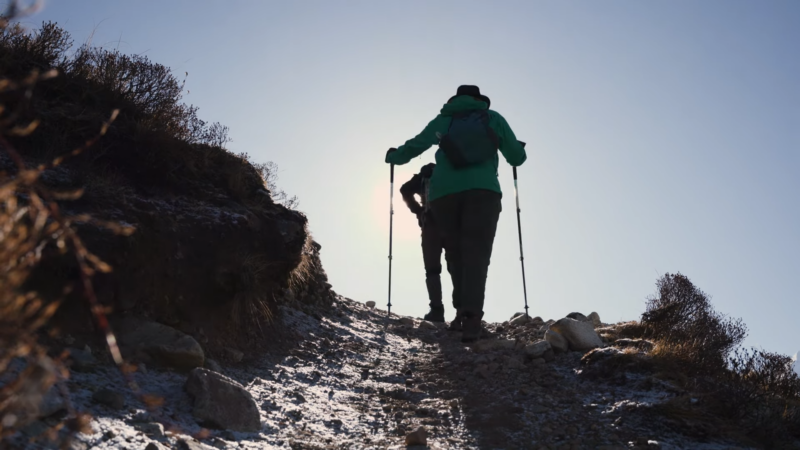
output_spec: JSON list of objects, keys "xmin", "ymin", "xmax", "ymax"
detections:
[
  {"xmin": 642, "ymin": 272, "xmax": 747, "ymax": 375},
  {"xmin": 641, "ymin": 273, "xmax": 800, "ymax": 445}
]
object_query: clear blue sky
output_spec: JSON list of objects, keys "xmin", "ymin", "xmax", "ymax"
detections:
[{"xmin": 15, "ymin": 1, "xmax": 799, "ymax": 357}]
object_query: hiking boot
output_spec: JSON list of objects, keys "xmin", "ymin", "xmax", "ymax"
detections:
[
  {"xmin": 447, "ymin": 310, "xmax": 464, "ymax": 331},
  {"xmin": 461, "ymin": 311, "xmax": 484, "ymax": 343},
  {"xmin": 423, "ymin": 305, "xmax": 445, "ymax": 323}
]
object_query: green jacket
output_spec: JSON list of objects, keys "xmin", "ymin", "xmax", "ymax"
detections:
[{"xmin": 386, "ymin": 96, "xmax": 527, "ymax": 201}]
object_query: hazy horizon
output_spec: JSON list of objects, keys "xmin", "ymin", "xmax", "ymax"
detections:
[{"xmin": 10, "ymin": 1, "xmax": 799, "ymax": 357}]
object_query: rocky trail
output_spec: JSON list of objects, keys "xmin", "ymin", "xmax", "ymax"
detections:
[{"xmin": 9, "ymin": 298, "xmax": 765, "ymax": 450}]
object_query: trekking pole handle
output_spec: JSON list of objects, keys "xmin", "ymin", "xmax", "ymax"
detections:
[
  {"xmin": 390, "ymin": 164, "xmax": 394, "ymax": 183},
  {"xmin": 513, "ymin": 167, "xmax": 518, "ymax": 181}
]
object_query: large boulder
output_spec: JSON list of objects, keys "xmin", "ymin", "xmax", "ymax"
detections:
[
  {"xmin": 545, "ymin": 330, "xmax": 569, "ymax": 353},
  {"xmin": 117, "ymin": 318, "xmax": 204, "ymax": 370},
  {"xmin": 549, "ymin": 318, "xmax": 603, "ymax": 351},
  {"xmin": 184, "ymin": 368, "xmax": 261, "ymax": 432}
]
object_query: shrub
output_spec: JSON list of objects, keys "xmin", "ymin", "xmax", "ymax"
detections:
[
  {"xmin": 643, "ymin": 273, "xmax": 800, "ymax": 445},
  {"xmin": 642, "ymin": 273, "xmax": 747, "ymax": 375}
]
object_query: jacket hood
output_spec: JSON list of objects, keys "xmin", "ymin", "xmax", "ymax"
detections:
[{"xmin": 440, "ymin": 96, "xmax": 489, "ymax": 116}]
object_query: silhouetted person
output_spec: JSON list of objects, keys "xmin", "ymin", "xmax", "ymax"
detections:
[
  {"xmin": 400, "ymin": 163, "xmax": 446, "ymax": 322},
  {"xmin": 386, "ymin": 85, "xmax": 527, "ymax": 342}
]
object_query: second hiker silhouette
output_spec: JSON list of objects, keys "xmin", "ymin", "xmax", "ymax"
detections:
[
  {"xmin": 386, "ymin": 85, "xmax": 527, "ymax": 342},
  {"xmin": 400, "ymin": 163, "xmax": 447, "ymax": 322}
]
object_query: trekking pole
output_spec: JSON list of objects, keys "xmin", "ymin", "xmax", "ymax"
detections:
[
  {"xmin": 513, "ymin": 141, "xmax": 530, "ymax": 318},
  {"xmin": 387, "ymin": 163, "xmax": 395, "ymax": 315}
]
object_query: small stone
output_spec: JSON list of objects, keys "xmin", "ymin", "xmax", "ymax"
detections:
[
  {"xmin": 366, "ymin": 301, "xmax": 376, "ymax": 308},
  {"xmin": 91, "ymin": 388, "xmax": 125, "ymax": 410},
  {"xmin": 117, "ymin": 318, "xmax": 204, "ymax": 370},
  {"xmin": 144, "ymin": 443, "xmax": 163, "ymax": 450},
  {"xmin": 449, "ymin": 399, "xmax": 459, "ymax": 409},
  {"xmin": 398, "ymin": 317, "xmax": 414, "ymax": 326},
  {"xmin": 184, "ymin": 368, "xmax": 261, "ymax": 432},
  {"xmin": 405, "ymin": 426, "xmax": 427, "ymax": 446},
  {"xmin": 133, "ymin": 422, "xmax": 165, "ymax": 439}
]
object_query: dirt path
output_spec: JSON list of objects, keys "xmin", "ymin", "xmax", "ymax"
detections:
[{"xmin": 10, "ymin": 298, "xmax": 761, "ymax": 450}]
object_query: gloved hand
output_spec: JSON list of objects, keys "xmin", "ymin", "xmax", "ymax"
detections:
[{"xmin": 385, "ymin": 148, "xmax": 397, "ymax": 163}]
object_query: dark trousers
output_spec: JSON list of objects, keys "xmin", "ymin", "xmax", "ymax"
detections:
[
  {"xmin": 421, "ymin": 219, "xmax": 444, "ymax": 307},
  {"xmin": 430, "ymin": 190, "xmax": 502, "ymax": 314}
]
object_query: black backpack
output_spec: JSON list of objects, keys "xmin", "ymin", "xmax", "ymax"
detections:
[{"xmin": 438, "ymin": 110, "xmax": 499, "ymax": 169}]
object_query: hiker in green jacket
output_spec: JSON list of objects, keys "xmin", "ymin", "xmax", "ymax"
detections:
[{"xmin": 385, "ymin": 85, "xmax": 527, "ymax": 342}]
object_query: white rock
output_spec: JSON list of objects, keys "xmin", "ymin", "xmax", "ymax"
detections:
[
  {"xmin": 524, "ymin": 340, "xmax": 552, "ymax": 359},
  {"xmin": 545, "ymin": 330, "xmax": 569, "ymax": 353},
  {"xmin": 549, "ymin": 318, "xmax": 603, "ymax": 351},
  {"xmin": 588, "ymin": 312, "xmax": 602, "ymax": 327},
  {"xmin": 366, "ymin": 301, "xmax": 376, "ymax": 308}
]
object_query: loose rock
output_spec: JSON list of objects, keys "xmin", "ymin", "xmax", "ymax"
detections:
[
  {"xmin": 184, "ymin": 368, "xmax": 261, "ymax": 432},
  {"xmin": 588, "ymin": 311, "xmax": 602, "ymax": 327},
  {"xmin": 366, "ymin": 301, "xmax": 376, "ymax": 308},
  {"xmin": 117, "ymin": 318, "xmax": 205, "ymax": 370},
  {"xmin": 405, "ymin": 426, "xmax": 428, "ymax": 446},
  {"xmin": 418, "ymin": 320, "xmax": 437, "ymax": 330},
  {"xmin": 545, "ymin": 329, "xmax": 569, "ymax": 353},
  {"xmin": 134, "ymin": 422, "xmax": 165, "ymax": 438},
  {"xmin": 524, "ymin": 340, "xmax": 552, "ymax": 359},
  {"xmin": 398, "ymin": 317, "xmax": 414, "ymax": 326}
]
